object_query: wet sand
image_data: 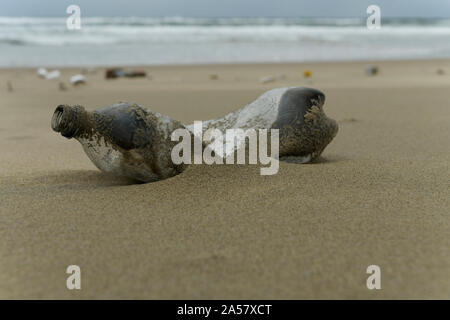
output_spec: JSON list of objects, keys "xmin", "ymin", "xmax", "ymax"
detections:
[{"xmin": 0, "ymin": 60, "xmax": 449, "ymax": 299}]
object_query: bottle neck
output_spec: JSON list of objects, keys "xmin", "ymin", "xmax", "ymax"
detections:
[{"xmin": 51, "ymin": 105, "xmax": 90, "ymax": 139}]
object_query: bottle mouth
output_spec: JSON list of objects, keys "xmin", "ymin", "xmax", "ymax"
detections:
[{"xmin": 51, "ymin": 105, "xmax": 81, "ymax": 138}]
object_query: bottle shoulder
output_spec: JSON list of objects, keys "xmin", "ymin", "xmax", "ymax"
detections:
[{"xmin": 92, "ymin": 102, "xmax": 182, "ymax": 151}]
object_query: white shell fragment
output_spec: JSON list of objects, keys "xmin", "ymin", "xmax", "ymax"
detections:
[{"xmin": 70, "ymin": 74, "xmax": 86, "ymax": 85}]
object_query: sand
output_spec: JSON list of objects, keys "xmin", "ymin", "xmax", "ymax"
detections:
[{"xmin": 0, "ymin": 60, "xmax": 449, "ymax": 299}]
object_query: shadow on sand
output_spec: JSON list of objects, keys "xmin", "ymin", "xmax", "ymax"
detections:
[{"xmin": 280, "ymin": 154, "xmax": 346, "ymax": 164}]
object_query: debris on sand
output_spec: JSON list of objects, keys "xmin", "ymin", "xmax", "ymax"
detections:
[
  {"xmin": 37, "ymin": 68, "xmax": 48, "ymax": 78},
  {"xmin": 259, "ymin": 75, "xmax": 276, "ymax": 84},
  {"xmin": 105, "ymin": 68, "xmax": 147, "ymax": 79},
  {"xmin": 365, "ymin": 65, "xmax": 379, "ymax": 76},
  {"xmin": 70, "ymin": 74, "xmax": 86, "ymax": 86},
  {"xmin": 7, "ymin": 81, "xmax": 13, "ymax": 92},
  {"xmin": 209, "ymin": 74, "xmax": 219, "ymax": 80},
  {"xmin": 105, "ymin": 68, "xmax": 124, "ymax": 79},
  {"xmin": 437, "ymin": 68, "xmax": 445, "ymax": 75},
  {"xmin": 50, "ymin": 87, "xmax": 338, "ymax": 182},
  {"xmin": 303, "ymin": 69, "xmax": 312, "ymax": 78},
  {"xmin": 37, "ymin": 68, "xmax": 61, "ymax": 80}
]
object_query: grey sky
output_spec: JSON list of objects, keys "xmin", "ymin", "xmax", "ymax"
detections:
[{"xmin": 1, "ymin": 0, "xmax": 449, "ymax": 18}]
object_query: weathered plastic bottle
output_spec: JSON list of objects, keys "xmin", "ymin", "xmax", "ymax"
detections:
[
  {"xmin": 51, "ymin": 102, "xmax": 189, "ymax": 182},
  {"xmin": 51, "ymin": 87, "xmax": 338, "ymax": 182}
]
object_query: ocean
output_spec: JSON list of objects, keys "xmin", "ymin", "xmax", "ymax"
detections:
[{"xmin": 1, "ymin": 16, "xmax": 450, "ymax": 67}]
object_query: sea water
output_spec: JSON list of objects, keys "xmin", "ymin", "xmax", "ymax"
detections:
[{"xmin": 1, "ymin": 16, "xmax": 450, "ymax": 67}]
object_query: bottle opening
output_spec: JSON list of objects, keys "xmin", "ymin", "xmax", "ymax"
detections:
[
  {"xmin": 51, "ymin": 105, "xmax": 79, "ymax": 138},
  {"xmin": 51, "ymin": 105, "xmax": 65, "ymax": 133}
]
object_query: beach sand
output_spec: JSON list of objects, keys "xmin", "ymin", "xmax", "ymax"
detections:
[{"xmin": 0, "ymin": 60, "xmax": 449, "ymax": 299}]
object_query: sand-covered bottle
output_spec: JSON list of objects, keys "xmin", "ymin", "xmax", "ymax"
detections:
[{"xmin": 51, "ymin": 102, "xmax": 188, "ymax": 182}]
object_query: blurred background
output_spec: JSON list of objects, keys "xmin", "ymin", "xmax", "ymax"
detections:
[{"xmin": 1, "ymin": 0, "xmax": 450, "ymax": 67}]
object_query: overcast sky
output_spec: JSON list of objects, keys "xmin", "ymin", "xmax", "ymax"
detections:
[{"xmin": 1, "ymin": 0, "xmax": 449, "ymax": 18}]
